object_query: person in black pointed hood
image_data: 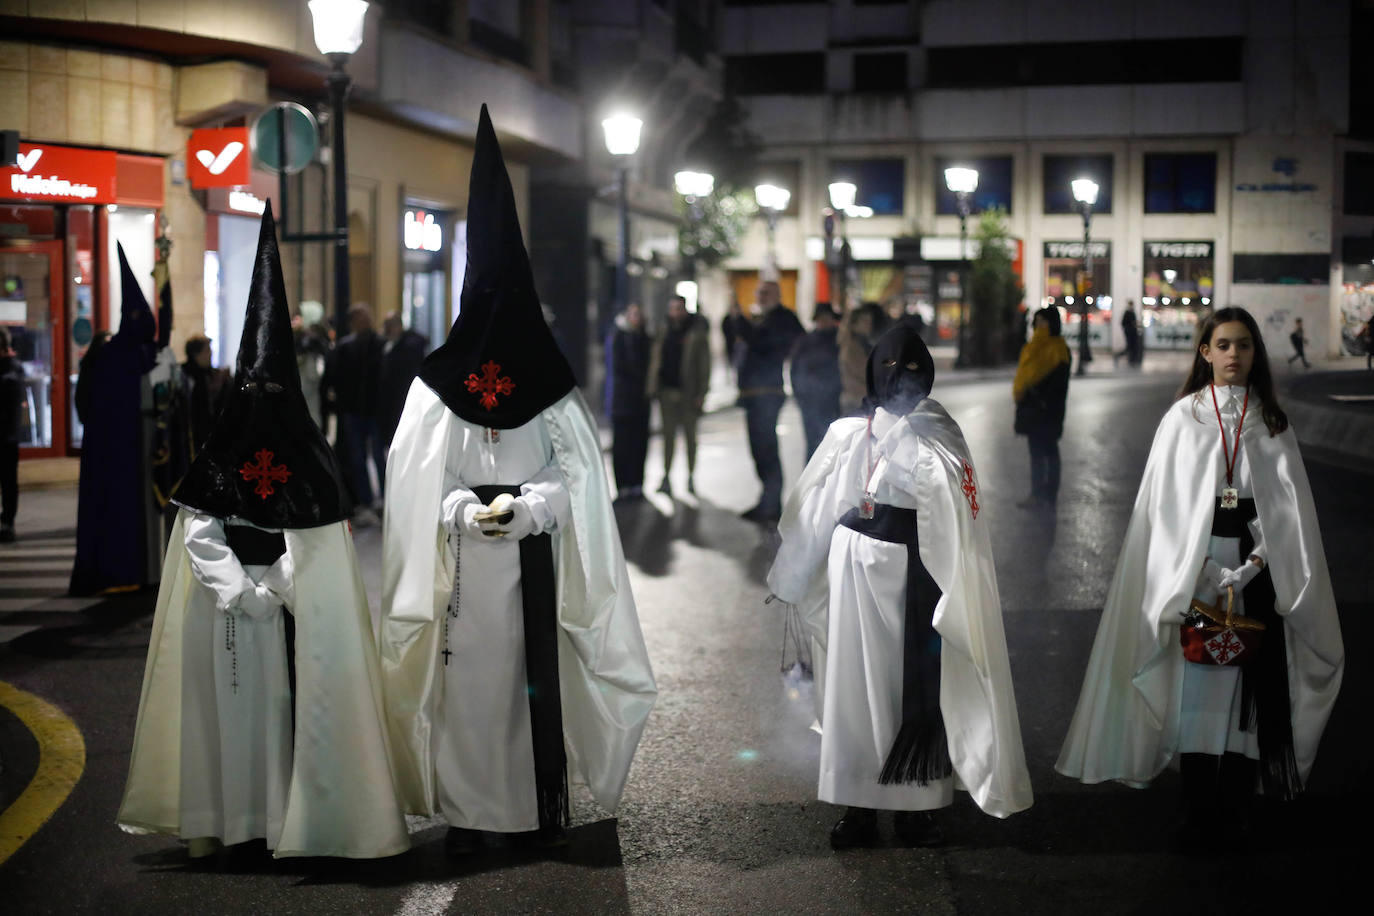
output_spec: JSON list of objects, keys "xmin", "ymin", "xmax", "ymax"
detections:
[
  {"xmin": 118, "ymin": 204, "xmax": 410, "ymax": 859},
  {"xmin": 69, "ymin": 244, "xmax": 160, "ymax": 595},
  {"xmin": 381, "ymin": 104, "xmax": 656, "ymax": 854}
]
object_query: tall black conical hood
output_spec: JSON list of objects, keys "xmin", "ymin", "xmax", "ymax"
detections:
[
  {"xmin": 114, "ymin": 243, "xmax": 156, "ymax": 348},
  {"xmin": 417, "ymin": 103, "xmax": 576, "ymax": 428},
  {"xmin": 172, "ymin": 203, "xmax": 351, "ymax": 528}
]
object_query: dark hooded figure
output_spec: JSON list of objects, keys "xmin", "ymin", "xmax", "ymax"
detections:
[
  {"xmin": 379, "ymin": 104, "xmax": 655, "ymax": 856},
  {"xmin": 118, "ymin": 203, "xmax": 410, "ymax": 860},
  {"xmin": 69, "ymin": 245, "xmax": 159, "ymax": 595},
  {"xmin": 768, "ymin": 322, "xmax": 1032, "ymax": 849}
]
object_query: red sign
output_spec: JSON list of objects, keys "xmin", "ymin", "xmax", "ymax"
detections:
[
  {"xmin": 187, "ymin": 128, "xmax": 251, "ymax": 189},
  {"xmin": 1, "ymin": 143, "xmax": 118, "ymax": 204}
]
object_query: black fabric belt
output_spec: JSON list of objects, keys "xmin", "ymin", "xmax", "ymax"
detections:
[
  {"xmin": 225, "ymin": 525, "xmax": 286, "ymax": 566},
  {"xmin": 1210, "ymin": 497, "xmax": 1257, "ymax": 538}
]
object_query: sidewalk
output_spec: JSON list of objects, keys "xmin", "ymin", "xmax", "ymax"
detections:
[{"xmin": 1278, "ymin": 355, "xmax": 1374, "ymax": 470}]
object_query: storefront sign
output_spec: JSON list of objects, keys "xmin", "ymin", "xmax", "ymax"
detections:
[
  {"xmin": 2, "ymin": 144, "xmax": 118, "ymax": 204},
  {"xmin": 404, "ymin": 210, "xmax": 443, "ymax": 252},
  {"xmin": 1145, "ymin": 241, "xmax": 1212, "ymax": 260},
  {"xmin": 1044, "ymin": 241, "xmax": 1110, "ymax": 260},
  {"xmin": 187, "ymin": 128, "xmax": 251, "ymax": 188}
]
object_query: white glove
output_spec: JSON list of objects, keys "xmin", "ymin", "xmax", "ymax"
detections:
[
  {"xmin": 1219, "ymin": 559, "xmax": 1262, "ymax": 592},
  {"xmin": 1198, "ymin": 557, "xmax": 1226, "ymax": 593},
  {"xmin": 493, "ymin": 497, "xmax": 537, "ymax": 541},
  {"xmin": 234, "ymin": 583, "xmax": 283, "ymax": 621},
  {"xmin": 456, "ymin": 502, "xmax": 493, "ymax": 540}
]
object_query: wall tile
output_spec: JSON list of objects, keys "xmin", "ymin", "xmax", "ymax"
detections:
[
  {"xmin": 101, "ymin": 52, "xmax": 131, "ymax": 83},
  {"xmin": 43, "ymin": 0, "xmax": 85, "ymax": 20},
  {"xmin": 0, "ymin": 71, "xmax": 29, "ymax": 135},
  {"xmin": 28, "ymin": 72, "xmax": 67, "ymax": 141},
  {"xmin": 67, "ymin": 48, "xmax": 102, "ymax": 78},
  {"xmin": 154, "ymin": 61, "xmax": 172, "ymax": 90},
  {"xmin": 129, "ymin": 84, "xmax": 155, "ymax": 151},
  {"xmin": 66, "ymin": 75, "xmax": 101, "ymax": 144},
  {"xmin": 88, "ymin": 0, "xmax": 138, "ymax": 25},
  {"xmin": 0, "ymin": 41, "xmax": 28, "ymax": 71},
  {"xmin": 29, "ymin": 44, "xmax": 66, "ymax": 74},
  {"xmin": 137, "ymin": 0, "xmax": 184, "ymax": 32},
  {"xmin": 128, "ymin": 56, "xmax": 155, "ymax": 86},
  {"xmin": 101, "ymin": 79, "xmax": 132, "ymax": 147}
]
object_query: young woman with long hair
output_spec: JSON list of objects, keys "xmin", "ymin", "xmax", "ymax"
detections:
[{"xmin": 1057, "ymin": 306, "xmax": 1343, "ymax": 842}]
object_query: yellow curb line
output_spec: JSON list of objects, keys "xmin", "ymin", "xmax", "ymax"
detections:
[{"xmin": 0, "ymin": 680, "xmax": 86, "ymax": 866}]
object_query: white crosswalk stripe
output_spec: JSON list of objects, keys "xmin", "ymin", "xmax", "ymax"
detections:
[{"xmin": 0, "ymin": 533, "xmax": 98, "ymax": 642}]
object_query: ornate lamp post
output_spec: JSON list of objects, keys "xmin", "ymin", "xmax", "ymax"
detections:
[
  {"xmin": 943, "ymin": 166, "xmax": 978, "ymax": 366},
  {"xmin": 602, "ymin": 113, "xmax": 643, "ymax": 313},
  {"xmin": 1071, "ymin": 177, "xmax": 1100, "ymax": 376},
  {"xmin": 754, "ymin": 183, "xmax": 790, "ymax": 282},
  {"xmin": 307, "ymin": 0, "xmax": 369, "ymax": 334},
  {"xmin": 827, "ymin": 181, "xmax": 857, "ymax": 311}
]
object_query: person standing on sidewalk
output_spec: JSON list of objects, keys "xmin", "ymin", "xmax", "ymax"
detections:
[
  {"xmin": 606, "ymin": 303, "xmax": 652, "ymax": 501},
  {"xmin": 0, "ymin": 327, "xmax": 23, "ymax": 543},
  {"xmin": 647, "ymin": 295, "xmax": 710, "ymax": 496},
  {"xmin": 790, "ymin": 303, "xmax": 843, "ymax": 460},
  {"xmin": 377, "ymin": 311, "xmax": 427, "ymax": 452},
  {"xmin": 323, "ymin": 304, "xmax": 385, "ymax": 524},
  {"xmin": 724, "ymin": 280, "xmax": 804, "ymax": 523},
  {"xmin": 1012, "ymin": 307, "xmax": 1072, "ymax": 508},
  {"xmin": 1287, "ymin": 317, "xmax": 1311, "ymax": 369}
]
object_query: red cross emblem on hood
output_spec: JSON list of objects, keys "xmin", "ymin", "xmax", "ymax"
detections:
[{"xmin": 466, "ymin": 360, "xmax": 515, "ymax": 411}]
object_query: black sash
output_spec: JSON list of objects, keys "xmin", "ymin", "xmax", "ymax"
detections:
[
  {"xmin": 839, "ymin": 504, "xmax": 952, "ymax": 786},
  {"xmin": 471, "ymin": 484, "xmax": 569, "ymax": 829},
  {"xmin": 1210, "ymin": 497, "xmax": 1298, "ymax": 798}
]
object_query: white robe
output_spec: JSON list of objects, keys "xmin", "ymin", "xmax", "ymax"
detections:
[
  {"xmin": 118, "ymin": 510, "xmax": 410, "ymax": 859},
  {"xmin": 768, "ymin": 402, "xmax": 1033, "ymax": 818},
  {"xmin": 1057, "ymin": 388, "xmax": 1344, "ymax": 789},
  {"xmin": 380, "ymin": 381, "xmax": 657, "ymax": 821}
]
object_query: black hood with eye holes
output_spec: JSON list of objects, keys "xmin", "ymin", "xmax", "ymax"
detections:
[
  {"xmin": 171, "ymin": 203, "xmax": 351, "ymax": 528},
  {"xmin": 864, "ymin": 323, "xmax": 935, "ymax": 416}
]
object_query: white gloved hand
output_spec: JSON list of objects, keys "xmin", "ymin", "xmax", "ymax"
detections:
[
  {"xmin": 235, "ymin": 583, "xmax": 283, "ymax": 621},
  {"xmin": 494, "ymin": 497, "xmax": 537, "ymax": 541},
  {"xmin": 457, "ymin": 502, "xmax": 493, "ymax": 539},
  {"xmin": 1219, "ymin": 559, "xmax": 1262, "ymax": 592},
  {"xmin": 1198, "ymin": 557, "xmax": 1227, "ymax": 593}
]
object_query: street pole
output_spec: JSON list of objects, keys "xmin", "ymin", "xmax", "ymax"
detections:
[
  {"xmin": 956, "ymin": 191, "xmax": 970, "ymax": 367},
  {"xmin": 1077, "ymin": 205, "xmax": 1092, "ymax": 376},
  {"xmin": 327, "ymin": 57, "xmax": 352, "ymax": 335},
  {"xmin": 836, "ymin": 209, "xmax": 849, "ymax": 311},
  {"xmin": 617, "ymin": 165, "xmax": 630, "ymax": 312}
]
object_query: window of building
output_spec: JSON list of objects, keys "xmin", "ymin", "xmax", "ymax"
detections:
[
  {"xmin": 831, "ymin": 159, "xmax": 905, "ymax": 216},
  {"xmin": 934, "ymin": 156, "xmax": 1013, "ymax": 215},
  {"xmin": 725, "ymin": 53, "xmax": 826, "ymax": 94},
  {"xmin": 853, "ymin": 52, "xmax": 907, "ymax": 92},
  {"xmin": 469, "ymin": 0, "xmax": 527, "ymax": 65},
  {"xmin": 1344, "ymin": 151, "xmax": 1374, "ymax": 215},
  {"xmin": 927, "ymin": 37, "xmax": 1243, "ymax": 89},
  {"xmin": 1043, "ymin": 154, "xmax": 1113, "ymax": 214},
  {"xmin": 1144, "ymin": 153, "xmax": 1217, "ymax": 213},
  {"xmin": 1232, "ymin": 253, "xmax": 1329, "ymax": 285}
]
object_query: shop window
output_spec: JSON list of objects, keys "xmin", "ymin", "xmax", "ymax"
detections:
[
  {"xmin": 1043, "ymin": 154, "xmax": 1113, "ymax": 214},
  {"xmin": 831, "ymin": 159, "xmax": 905, "ymax": 216},
  {"xmin": 726, "ymin": 53, "xmax": 826, "ymax": 94},
  {"xmin": 853, "ymin": 52, "xmax": 907, "ymax": 92},
  {"xmin": 1144, "ymin": 153, "xmax": 1216, "ymax": 214},
  {"xmin": 1344, "ymin": 151, "xmax": 1374, "ymax": 216},
  {"xmin": 934, "ymin": 156, "xmax": 1013, "ymax": 215},
  {"xmin": 1142, "ymin": 241, "xmax": 1214, "ymax": 307}
]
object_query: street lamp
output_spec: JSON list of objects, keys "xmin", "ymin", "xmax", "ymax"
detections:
[
  {"xmin": 828, "ymin": 181, "xmax": 857, "ymax": 310},
  {"xmin": 602, "ymin": 113, "xmax": 643, "ymax": 312},
  {"xmin": 944, "ymin": 166, "xmax": 978, "ymax": 366},
  {"xmin": 754, "ymin": 183, "xmax": 790, "ymax": 282},
  {"xmin": 308, "ymin": 0, "xmax": 369, "ymax": 335},
  {"xmin": 1071, "ymin": 177, "xmax": 1100, "ymax": 377},
  {"xmin": 674, "ymin": 169, "xmax": 714, "ymax": 298}
]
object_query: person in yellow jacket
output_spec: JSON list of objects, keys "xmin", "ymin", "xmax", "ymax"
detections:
[{"xmin": 1011, "ymin": 307, "xmax": 1071, "ymax": 508}]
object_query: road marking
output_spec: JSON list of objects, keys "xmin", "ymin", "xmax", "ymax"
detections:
[{"xmin": 0, "ymin": 681, "xmax": 86, "ymax": 866}]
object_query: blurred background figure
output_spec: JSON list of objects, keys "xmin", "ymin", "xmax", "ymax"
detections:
[
  {"xmin": 790, "ymin": 303, "xmax": 843, "ymax": 460},
  {"xmin": 324, "ymin": 303, "xmax": 385, "ymax": 524},
  {"xmin": 1288, "ymin": 317, "xmax": 1311, "ymax": 369},
  {"xmin": 181, "ymin": 333, "xmax": 230, "ymax": 455},
  {"xmin": 838, "ymin": 302, "xmax": 889, "ymax": 416},
  {"xmin": 647, "ymin": 295, "xmax": 710, "ymax": 496},
  {"xmin": 1115, "ymin": 304, "xmax": 1141, "ymax": 368},
  {"xmin": 606, "ymin": 303, "xmax": 651, "ymax": 501},
  {"xmin": 1012, "ymin": 307, "xmax": 1072, "ymax": 509},
  {"xmin": 378, "ymin": 311, "xmax": 427, "ymax": 452},
  {"xmin": 721, "ymin": 296, "xmax": 743, "ymax": 382},
  {"xmin": 723, "ymin": 280, "xmax": 803, "ymax": 523},
  {"xmin": 0, "ymin": 327, "xmax": 23, "ymax": 543},
  {"xmin": 294, "ymin": 300, "xmax": 331, "ymax": 430}
]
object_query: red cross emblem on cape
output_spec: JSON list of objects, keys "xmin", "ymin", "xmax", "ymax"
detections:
[
  {"xmin": 960, "ymin": 460, "xmax": 980, "ymax": 519},
  {"xmin": 466, "ymin": 360, "xmax": 515, "ymax": 411},
  {"xmin": 239, "ymin": 448, "xmax": 292, "ymax": 499}
]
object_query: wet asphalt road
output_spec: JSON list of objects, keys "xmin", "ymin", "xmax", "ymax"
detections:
[{"xmin": 2, "ymin": 364, "xmax": 1371, "ymax": 914}]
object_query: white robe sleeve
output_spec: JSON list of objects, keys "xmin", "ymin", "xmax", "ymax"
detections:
[
  {"xmin": 184, "ymin": 515, "xmax": 257, "ymax": 610},
  {"xmin": 521, "ymin": 462, "xmax": 571, "ymax": 533}
]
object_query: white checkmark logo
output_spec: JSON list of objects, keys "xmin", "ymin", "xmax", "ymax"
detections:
[
  {"xmin": 16, "ymin": 150, "xmax": 41, "ymax": 172},
  {"xmin": 195, "ymin": 142, "xmax": 244, "ymax": 175}
]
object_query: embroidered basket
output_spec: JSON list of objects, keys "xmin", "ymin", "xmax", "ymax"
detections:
[{"xmin": 1179, "ymin": 585, "xmax": 1265, "ymax": 666}]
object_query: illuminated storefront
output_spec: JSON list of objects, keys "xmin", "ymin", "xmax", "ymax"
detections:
[
  {"xmin": 1141, "ymin": 240, "xmax": 1214, "ymax": 349},
  {"xmin": 1044, "ymin": 240, "xmax": 1112, "ymax": 347}
]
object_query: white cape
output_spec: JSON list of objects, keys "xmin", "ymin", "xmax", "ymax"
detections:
[
  {"xmin": 768, "ymin": 399, "xmax": 1033, "ymax": 818},
  {"xmin": 1056, "ymin": 394, "xmax": 1344, "ymax": 787},
  {"xmin": 117, "ymin": 510, "xmax": 411, "ymax": 858},
  {"xmin": 380, "ymin": 381, "xmax": 657, "ymax": 816}
]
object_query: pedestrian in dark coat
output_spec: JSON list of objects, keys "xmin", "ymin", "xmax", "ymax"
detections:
[
  {"xmin": 790, "ymin": 303, "xmax": 843, "ymax": 460},
  {"xmin": 0, "ymin": 327, "xmax": 24, "ymax": 543},
  {"xmin": 1287, "ymin": 317, "xmax": 1311, "ymax": 369},
  {"xmin": 606, "ymin": 303, "xmax": 652, "ymax": 500},
  {"xmin": 723, "ymin": 280, "xmax": 804, "ymax": 522},
  {"xmin": 647, "ymin": 296, "xmax": 711, "ymax": 496},
  {"xmin": 323, "ymin": 303, "xmax": 385, "ymax": 522},
  {"xmin": 181, "ymin": 334, "xmax": 230, "ymax": 454},
  {"xmin": 1116, "ymin": 305, "xmax": 1142, "ymax": 367},
  {"xmin": 378, "ymin": 311, "xmax": 428, "ymax": 450},
  {"xmin": 1012, "ymin": 307, "xmax": 1071, "ymax": 508}
]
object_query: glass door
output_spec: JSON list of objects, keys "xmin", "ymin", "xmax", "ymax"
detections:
[{"xmin": 0, "ymin": 241, "xmax": 66, "ymax": 457}]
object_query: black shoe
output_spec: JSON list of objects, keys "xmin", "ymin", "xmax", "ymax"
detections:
[
  {"xmin": 893, "ymin": 810, "xmax": 944, "ymax": 847},
  {"xmin": 444, "ymin": 827, "xmax": 484, "ymax": 855},
  {"xmin": 829, "ymin": 807, "xmax": 879, "ymax": 850},
  {"xmin": 741, "ymin": 505, "xmax": 779, "ymax": 524}
]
